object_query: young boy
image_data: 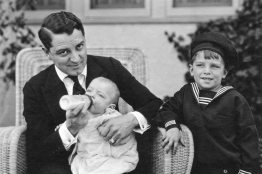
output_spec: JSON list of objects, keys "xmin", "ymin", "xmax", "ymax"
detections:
[
  {"xmin": 154, "ymin": 32, "xmax": 260, "ymax": 174},
  {"xmin": 69, "ymin": 77, "xmax": 138, "ymax": 174}
]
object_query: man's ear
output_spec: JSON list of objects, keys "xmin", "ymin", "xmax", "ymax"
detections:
[
  {"xmin": 42, "ymin": 47, "xmax": 48, "ymax": 54},
  {"xmin": 42, "ymin": 47, "xmax": 51, "ymax": 59}
]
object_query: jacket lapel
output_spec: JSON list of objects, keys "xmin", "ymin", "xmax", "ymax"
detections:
[
  {"xmin": 42, "ymin": 65, "xmax": 67, "ymax": 124},
  {"xmin": 85, "ymin": 55, "xmax": 108, "ymax": 87}
]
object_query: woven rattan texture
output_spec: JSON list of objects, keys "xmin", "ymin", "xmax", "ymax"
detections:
[
  {"xmin": 151, "ymin": 125, "xmax": 194, "ymax": 174},
  {"xmin": 0, "ymin": 126, "xmax": 26, "ymax": 174}
]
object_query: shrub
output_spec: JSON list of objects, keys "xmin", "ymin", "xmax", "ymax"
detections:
[{"xmin": 0, "ymin": 0, "xmax": 37, "ymax": 84}]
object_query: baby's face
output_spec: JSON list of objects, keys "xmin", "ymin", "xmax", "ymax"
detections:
[{"xmin": 86, "ymin": 79, "xmax": 115, "ymax": 114}]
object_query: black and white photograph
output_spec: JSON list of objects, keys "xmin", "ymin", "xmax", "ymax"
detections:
[{"xmin": 0, "ymin": 0, "xmax": 261, "ymax": 174}]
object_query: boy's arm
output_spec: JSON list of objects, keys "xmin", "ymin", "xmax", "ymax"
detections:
[
  {"xmin": 235, "ymin": 95, "xmax": 260, "ymax": 174},
  {"xmin": 154, "ymin": 87, "xmax": 185, "ymax": 129},
  {"xmin": 152, "ymin": 88, "xmax": 185, "ymax": 153}
]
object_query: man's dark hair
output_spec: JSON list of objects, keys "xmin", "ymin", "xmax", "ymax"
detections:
[{"xmin": 38, "ymin": 11, "xmax": 85, "ymax": 50}]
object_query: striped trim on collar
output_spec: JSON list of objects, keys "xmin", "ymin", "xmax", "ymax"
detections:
[
  {"xmin": 238, "ymin": 169, "xmax": 251, "ymax": 174},
  {"xmin": 191, "ymin": 83, "xmax": 200, "ymax": 103},
  {"xmin": 191, "ymin": 82, "xmax": 233, "ymax": 105},
  {"xmin": 199, "ymin": 97, "xmax": 212, "ymax": 105},
  {"xmin": 213, "ymin": 85, "xmax": 233, "ymax": 99}
]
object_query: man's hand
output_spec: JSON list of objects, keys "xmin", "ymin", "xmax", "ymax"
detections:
[
  {"xmin": 65, "ymin": 102, "xmax": 91, "ymax": 136},
  {"xmin": 97, "ymin": 113, "xmax": 138, "ymax": 145},
  {"xmin": 161, "ymin": 127, "xmax": 181, "ymax": 154}
]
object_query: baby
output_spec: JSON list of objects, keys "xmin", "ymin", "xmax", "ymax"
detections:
[{"xmin": 68, "ymin": 77, "xmax": 138, "ymax": 174}]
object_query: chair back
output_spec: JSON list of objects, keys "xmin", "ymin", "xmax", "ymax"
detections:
[
  {"xmin": 152, "ymin": 125, "xmax": 194, "ymax": 174},
  {"xmin": 15, "ymin": 47, "xmax": 146, "ymax": 126}
]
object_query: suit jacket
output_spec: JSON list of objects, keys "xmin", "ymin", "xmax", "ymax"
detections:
[{"xmin": 23, "ymin": 55, "xmax": 162, "ymax": 173}]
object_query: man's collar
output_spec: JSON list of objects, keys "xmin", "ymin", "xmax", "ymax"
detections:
[{"xmin": 54, "ymin": 65, "xmax": 87, "ymax": 81}]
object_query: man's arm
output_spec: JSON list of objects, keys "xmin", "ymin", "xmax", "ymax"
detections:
[
  {"xmin": 98, "ymin": 58, "xmax": 162, "ymax": 144},
  {"xmin": 23, "ymin": 82, "xmax": 68, "ymax": 164},
  {"xmin": 111, "ymin": 57, "xmax": 162, "ymax": 122}
]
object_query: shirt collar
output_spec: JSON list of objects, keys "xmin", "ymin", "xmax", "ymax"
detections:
[
  {"xmin": 191, "ymin": 82, "xmax": 233, "ymax": 104},
  {"xmin": 55, "ymin": 65, "xmax": 87, "ymax": 81}
]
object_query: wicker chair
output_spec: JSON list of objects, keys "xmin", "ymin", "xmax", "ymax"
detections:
[{"xmin": 0, "ymin": 47, "xmax": 194, "ymax": 174}]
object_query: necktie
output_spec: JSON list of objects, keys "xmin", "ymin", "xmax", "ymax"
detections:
[{"xmin": 68, "ymin": 75, "xmax": 86, "ymax": 95}]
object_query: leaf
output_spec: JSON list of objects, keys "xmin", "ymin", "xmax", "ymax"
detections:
[{"xmin": 0, "ymin": 0, "xmax": 38, "ymax": 84}]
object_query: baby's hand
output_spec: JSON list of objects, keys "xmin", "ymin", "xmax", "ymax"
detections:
[{"xmin": 161, "ymin": 127, "xmax": 181, "ymax": 154}]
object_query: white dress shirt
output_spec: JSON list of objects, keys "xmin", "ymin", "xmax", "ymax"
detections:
[{"xmin": 54, "ymin": 65, "xmax": 150, "ymax": 150}]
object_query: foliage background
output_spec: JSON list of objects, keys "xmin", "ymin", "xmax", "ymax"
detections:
[
  {"xmin": 0, "ymin": 0, "xmax": 37, "ymax": 84},
  {"xmin": 165, "ymin": 0, "xmax": 262, "ymax": 135},
  {"xmin": 0, "ymin": 0, "xmax": 37, "ymax": 126}
]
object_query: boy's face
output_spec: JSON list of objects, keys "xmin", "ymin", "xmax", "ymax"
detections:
[
  {"xmin": 47, "ymin": 29, "xmax": 87, "ymax": 76},
  {"xmin": 86, "ymin": 79, "xmax": 115, "ymax": 114},
  {"xmin": 189, "ymin": 51, "xmax": 227, "ymax": 92}
]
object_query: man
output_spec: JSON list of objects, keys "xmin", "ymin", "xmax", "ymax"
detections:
[{"xmin": 23, "ymin": 11, "xmax": 162, "ymax": 174}]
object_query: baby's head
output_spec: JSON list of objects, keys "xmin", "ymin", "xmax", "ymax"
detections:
[
  {"xmin": 189, "ymin": 32, "xmax": 238, "ymax": 91},
  {"xmin": 86, "ymin": 77, "xmax": 120, "ymax": 115}
]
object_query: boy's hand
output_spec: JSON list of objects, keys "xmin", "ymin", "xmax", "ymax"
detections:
[{"xmin": 161, "ymin": 127, "xmax": 181, "ymax": 154}]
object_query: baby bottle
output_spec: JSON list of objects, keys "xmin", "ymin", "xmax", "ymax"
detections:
[{"xmin": 59, "ymin": 94, "xmax": 92, "ymax": 110}]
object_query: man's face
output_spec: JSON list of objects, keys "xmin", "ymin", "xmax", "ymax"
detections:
[{"xmin": 48, "ymin": 29, "xmax": 87, "ymax": 76}]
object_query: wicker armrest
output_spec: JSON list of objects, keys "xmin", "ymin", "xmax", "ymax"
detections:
[
  {"xmin": 151, "ymin": 124, "xmax": 194, "ymax": 174},
  {"xmin": 0, "ymin": 125, "xmax": 27, "ymax": 174}
]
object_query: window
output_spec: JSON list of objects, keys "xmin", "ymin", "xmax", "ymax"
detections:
[
  {"xmin": 33, "ymin": 0, "xmax": 66, "ymax": 10},
  {"xmin": 84, "ymin": 0, "xmax": 151, "ymax": 18},
  {"xmin": 166, "ymin": 0, "xmax": 241, "ymax": 20},
  {"xmin": 90, "ymin": 0, "xmax": 145, "ymax": 9},
  {"xmin": 25, "ymin": 0, "xmax": 69, "ymax": 23},
  {"xmin": 24, "ymin": 0, "xmax": 242, "ymax": 24},
  {"xmin": 172, "ymin": 0, "xmax": 232, "ymax": 8}
]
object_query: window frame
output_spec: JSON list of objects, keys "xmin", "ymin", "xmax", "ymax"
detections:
[
  {"xmin": 166, "ymin": 0, "xmax": 241, "ymax": 18},
  {"xmin": 84, "ymin": 0, "xmax": 151, "ymax": 18},
  {"xmin": 24, "ymin": 0, "xmax": 242, "ymax": 24},
  {"xmin": 24, "ymin": 0, "xmax": 71, "ymax": 23}
]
